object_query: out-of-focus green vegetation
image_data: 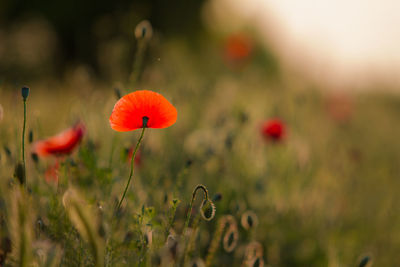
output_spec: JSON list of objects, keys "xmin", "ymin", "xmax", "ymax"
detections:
[{"xmin": 1, "ymin": 3, "xmax": 400, "ymax": 266}]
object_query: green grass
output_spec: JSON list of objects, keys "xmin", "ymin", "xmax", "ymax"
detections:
[{"xmin": 0, "ymin": 36, "xmax": 399, "ymax": 266}]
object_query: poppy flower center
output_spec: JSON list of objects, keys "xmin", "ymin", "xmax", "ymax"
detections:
[{"xmin": 142, "ymin": 116, "xmax": 149, "ymax": 128}]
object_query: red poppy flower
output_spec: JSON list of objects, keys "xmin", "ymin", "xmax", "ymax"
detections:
[
  {"xmin": 32, "ymin": 122, "xmax": 85, "ymax": 157},
  {"xmin": 224, "ymin": 33, "xmax": 253, "ymax": 65},
  {"xmin": 109, "ymin": 90, "xmax": 177, "ymax": 131},
  {"xmin": 261, "ymin": 119, "xmax": 286, "ymax": 141}
]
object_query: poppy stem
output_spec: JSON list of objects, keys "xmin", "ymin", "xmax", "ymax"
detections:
[
  {"xmin": 22, "ymin": 99, "xmax": 27, "ymax": 186},
  {"xmin": 116, "ymin": 127, "xmax": 146, "ymax": 211}
]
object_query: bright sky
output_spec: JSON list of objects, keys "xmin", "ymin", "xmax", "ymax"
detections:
[{"xmin": 205, "ymin": 0, "xmax": 400, "ymax": 90}]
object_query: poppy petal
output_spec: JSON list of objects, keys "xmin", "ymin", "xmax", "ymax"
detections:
[
  {"xmin": 33, "ymin": 123, "xmax": 85, "ymax": 157},
  {"xmin": 109, "ymin": 90, "xmax": 177, "ymax": 132}
]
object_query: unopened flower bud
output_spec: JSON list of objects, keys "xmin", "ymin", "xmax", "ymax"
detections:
[{"xmin": 21, "ymin": 86, "xmax": 30, "ymax": 100}]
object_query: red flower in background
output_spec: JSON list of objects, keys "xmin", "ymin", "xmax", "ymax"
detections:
[
  {"xmin": 325, "ymin": 93, "xmax": 353, "ymax": 123},
  {"xmin": 127, "ymin": 147, "xmax": 142, "ymax": 166},
  {"xmin": 32, "ymin": 122, "xmax": 85, "ymax": 157},
  {"xmin": 45, "ymin": 161, "xmax": 60, "ymax": 183},
  {"xmin": 109, "ymin": 90, "xmax": 177, "ymax": 132},
  {"xmin": 224, "ymin": 33, "xmax": 253, "ymax": 66},
  {"xmin": 261, "ymin": 119, "xmax": 286, "ymax": 142}
]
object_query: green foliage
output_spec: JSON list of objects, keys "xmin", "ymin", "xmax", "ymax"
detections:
[{"xmin": 1, "ymin": 29, "xmax": 400, "ymax": 267}]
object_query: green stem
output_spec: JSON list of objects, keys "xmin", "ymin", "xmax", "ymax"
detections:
[
  {"xmin": 108, "ymin": 134, "xmax": 117, "ymax": 169},
  {"xmin": 116, "ymin": 127, "xmax": 146, "ymax": 211},
  {"xmin": 130, "ymin": 41, "xmax": 146, "ymax": 87},
  {"xmin": 22, "ymin": 99, "xmax": 27, "ymax": 186}
]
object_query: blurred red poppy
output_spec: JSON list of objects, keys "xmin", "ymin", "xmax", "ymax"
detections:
[
  {"xmin": 109, "ymin": 90, "xmax": 177, "ymax": 131},
  {"xmin": 32, "ymin": 122, "xmax": 85, "ymax": 157},
  {"xmin": 45, "ymin": 161, "xmax": 60, "ymax": 183},
  {"xmin": 325, "ymin": 93, "xmax": 353, "ymax": 123},
  {"xmin": 224, "ymin": 33, "xmax": 253, "ymax": 65},
  {"xmin": 126, "ymin": 147, "xmax": 142, "ymax": 166},
  {"xmin": 261, "ymin": 119, "xmax": 286, "ymax": 141}
]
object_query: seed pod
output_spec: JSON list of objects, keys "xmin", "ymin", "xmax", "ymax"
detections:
[
  {"xmin": 114, "ymin": 88, "xmax": 122, "ymax": 100},
  {"xmin": 134, "ymin": 20, "xmax": 153, "ymax": 41},
  {"xmin": 241, "ymin": 211, "xmax": 259, "ymax": 230},
  {"xmin": 200, "ymin": 199, "xmax": 216, "ymax": 221},
  {"xmin": 14, "ymin": 162, "xmax": 25, "ymax": 185},
  {"xmin": 189, "ymin": 258, "xmax": 206, "ymax": 267},
  {"xmin": 222, "ymin": 225, "xmax": 239, "ymax": 252},
  {"xmin": 206, "ymin": 215, "xmax": 239, "ymax": 266},
  {"xmin": 144, "ymin": 231, "xmax": 153, "ymax": 247},
  {"xmin": 359, "ymin": 256, "xmax": 372, "ymax": 267},
  {"xmin": 249, "ymin": 257, "xmax": 264, "ymax": 267},
  {"xmin": 243, "ymin": 241, "xmax": 264, "ymax": 267}
]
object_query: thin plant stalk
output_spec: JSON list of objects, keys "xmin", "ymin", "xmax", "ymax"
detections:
[
  {"xmin": 129, "ymin": 41, "xmax": 147, "ymax": 87},
  {"xmin": 116, "ymin": 127, "xmax": 146, "ymax": 211},
  {"xmin": 21, "ymin": 98, "xmax": 27, "ymax": 185}
]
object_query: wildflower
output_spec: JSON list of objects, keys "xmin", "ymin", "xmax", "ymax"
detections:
[
  {"xmin": 109, "ymin": 90, "xmax": 177, "ymax": 131},
  {"xmin": 261, "ymin": 118, "xmax": 286, "ymax": 141},
  {"xmin": 32, "ymin": 122, "xmax": 85, "ymax": 157},
  {"xmin": 44, "ymin": 161, "xmax": 60, "ymax": 183},
  {"xmin": 224, "ymin": 33, "xmax": 253, "ymax": 66},
  {"xmin": 110, "ymin": 90, "xmax": 177, "ymax": 210},
  {"xmin": 325, "ymin": 93, "xmax": 353, "ymax": 123}
]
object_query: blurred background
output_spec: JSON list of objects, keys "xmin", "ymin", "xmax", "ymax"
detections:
[
  {"xmin": 1, "ymin": 0, "xmax": 400, "ymax": 266},
  {"xmin": 1, "ymin": 0, "xmax": 400, "ymax": 90}
]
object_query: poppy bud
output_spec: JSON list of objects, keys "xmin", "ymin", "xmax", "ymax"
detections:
[
  {"xmin": 31, "ymin": 153, "xmax": 39, "ymax": 164},
  {"xmin": 28, "ymin": 130, "xmax": 33, "ymax": 143},
  {"xmin": 212, "ymin": 193, "xmax": 222, "ymax": 202},
  {"xmin": 186, "ymin": 159, "xmax": 193, "ymax": 167},
  {"xmin": 114, "ymin": 88, "xmax": 122, "ymax": 100},
  {"xmin": 3, "ymin": 146, "xmax": 11, "ymax": 158},
  {"xmin": 134, "ymin": 20, "xmax": 153, "ymax": 41},
  {"xmin": 14, "ymin": 162, "xmax": 25, "ymax": 185},
  {"xmin": 359, "ymin": 256, "xmax": 371, "ymax": 267},
  {"xmin": 21, "ymin": 86, "xmax": 30, "ymax": 100}
]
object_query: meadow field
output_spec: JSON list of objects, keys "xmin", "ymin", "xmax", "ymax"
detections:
[{"xmin": 1, "ymin": 16, "xmax": 400, "ymax": 267}]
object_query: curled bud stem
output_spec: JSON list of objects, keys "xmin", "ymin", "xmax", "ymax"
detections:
[
  {"xmin": 184, "ymin": 184, "xmax": 215, "ymax": 232},
  {"xmin": 130, "ymin": 20, "xmax": 153, "ymax": 87}
]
